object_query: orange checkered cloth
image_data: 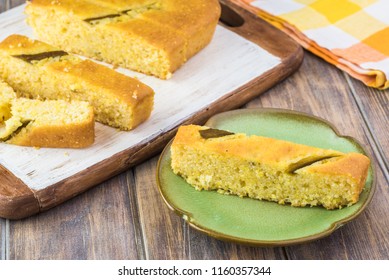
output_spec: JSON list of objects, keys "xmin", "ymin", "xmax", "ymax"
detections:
[{"xmin": 233, "ymin": 0, "xmax": 389, "ymax": 89}]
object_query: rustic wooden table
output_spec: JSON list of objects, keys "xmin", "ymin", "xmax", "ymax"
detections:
[{"xmin": 1, "ymin": 0, "xmax": 388, "ymax": 260}]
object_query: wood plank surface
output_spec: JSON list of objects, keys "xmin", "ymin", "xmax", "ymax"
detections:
[
  {"xmin": 346, "ymin": 77, "xmax": 389, "ymax": 175},
  {"xmin": 8, "ymin": 174, "xmax": 142, "ymax": 259},
  {"xmin": 9, "ymin": 0, "xmax": 22, "ymax": 9},
  {"xmin": 1, "ymin": 0, "xmax": 389, "ymax": 260},
  {"xmin": 135, "ymin": 156, "xmax": 287, "ymax": 260},
  {"xmin": 246, "ymin": 52, "xmax": 389, "ymax": 259},
  {"xmin": 135, "ymin": 157, "xmax": 189, "ymax": 260},
  {"xmin": 0, "ymin": 1, "xmax": 6, "ymax": 12},
  {"xmin": 0, "ymin": 219, "xmax": 4, "ymax": 260},
  {"xmin": 0, "ymin": 166, "xmax": 40, "ymax": 219},
  {"xmin": 4, "ymin": 45, "xmax": 389, "ymax": 261}
]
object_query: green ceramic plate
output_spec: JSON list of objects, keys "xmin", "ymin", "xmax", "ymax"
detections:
[{"xmin": 157, "ymin": 108, "xmax": 376, "ymax": 246}]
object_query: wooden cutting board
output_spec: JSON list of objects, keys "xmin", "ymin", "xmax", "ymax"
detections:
[{"xmin": 0, "ymin": 0, "xmax": 303, "ymax": 219}]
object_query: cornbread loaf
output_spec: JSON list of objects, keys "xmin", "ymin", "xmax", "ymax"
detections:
[
  {"xmin": 171, "ymin": 125, "xmax": 371, "ymax": 209},
  {"xmin": 0, "ymin": 82, "xmax": 94, "ymax": 148},
  {"xmin": 0, "ymin": 34, "xmax": 154, "ymax": 131},
  {"xmin": 25, "ymin": 0, "xmax": 221, "ymax": 79}
]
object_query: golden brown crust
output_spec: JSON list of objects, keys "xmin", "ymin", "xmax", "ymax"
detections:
[
  {"xmin": 300, "ymin": 153, "xmax": 370, "ymax": 201},
  {"xmin": 171, "ymin": 125, "xmax": 371, "ymax": 209},
  {"xmin": 25, "ymin": 0, "xmax": 221, "ymax": 78},
  {"xmin": 27, "ymin": 0, "xmax": 220, "ymax": 22},
  {"xmin": 173, "ymin": 125, "xmax": 344, "ymax": 169},
  {"xmin": 106, "ymin": 19, "xmax": 186, "ymax": 74},
  {"xmin": 1, "ymin": 34, "xmax": 154, "ymax": 112},
  {"xmin": 47, "ymin": 58, "xmax": 155, "ymax": 129},
  {"xmin": 0, "ymin": 34, "xmax": 154, "ymax": 130},
  {"xmin": 26, "ymin": 0, "xmax": 117, "ymax": 19},
  {"xmin": 48, "ymin": 59, "xmax": 154, "ymax": 106},
  {"xmin": 0, "ymin": 33, "xmax": 59, "ymax": 55},
  {"xmin": 0, "ymin": 85, "xmax": 95, "ymax": 149},
  {"xmin": 140, "ymin": 0, "xmax": 221, "ymax": 59},
  {"xmin": 8, "ymin": 115, "xmax": 95, "ymax": 148}
]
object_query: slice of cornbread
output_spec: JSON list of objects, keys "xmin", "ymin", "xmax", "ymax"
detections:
[
  {"xmin": 0, "ymin": 82, "xmax": 94, "ymax": 148},
  {"xmin": 171, "ymin": 125, "xmax": 370, "ymax": 209},
  {"xmin": 0, "ymin": 34, "xmax": 154, "ymax": 131},
  {"xmin": 25, "ymin": 0, "xmax": 221, "ymax": 79}
]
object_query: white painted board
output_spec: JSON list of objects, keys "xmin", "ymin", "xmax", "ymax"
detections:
[{"xmin": 0, "ymin": 4, "xmax": 281, "ymax": 191}]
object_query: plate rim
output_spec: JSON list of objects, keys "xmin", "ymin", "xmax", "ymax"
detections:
[{"xmin": 156, "ymin": 107, "xmax": 377, "ymax": 247}]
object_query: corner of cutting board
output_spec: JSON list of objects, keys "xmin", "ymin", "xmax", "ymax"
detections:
[{"xmin": 0, "ymin": 165, "xmax": 40, "ymax": 219}]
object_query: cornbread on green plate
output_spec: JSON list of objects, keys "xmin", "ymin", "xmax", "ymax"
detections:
[{"xmin": 171, "ymin": 125, "xmax": 370, "ymax": 210}]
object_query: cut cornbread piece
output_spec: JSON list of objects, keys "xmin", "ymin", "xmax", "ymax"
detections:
[
  {"xmin": 0, "ymin": 34, "xmax": 154, "ymax": 130},
  {"xmin": 171, "ymin": 125, "xmax": 370, "ymax": 209},
  {"xmin": 25, "ymin": 0, "xmax": 221, "ymax": 79},
  {"xmin": 0, "ymin": 97, "xmax": 94, "ymax": 148},
  {"xmin": 0, "ymin": 78, "xmax": 94, "ymax": 148}
]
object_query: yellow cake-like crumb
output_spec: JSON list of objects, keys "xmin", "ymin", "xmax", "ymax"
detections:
[
  {"xmin": 0, "ymin": 79, "xmax": 17, "ymax": 101},
  {"xmin": 0, "ymin": 96, "xmax": 95, "ymax": 148},
  {"xmin": 0, "ymin": 80, "xmax": 17, "ymax": 125},
  {"xmin": 1, "ymin": 68, "xmax": 95, "ymax": 148},
  {"xmin": 0, "ymin": 34, "xmax": 154, "ymax": 130},
  {"xmin": 25, "ymin": 0, "xmax": 221, "ymax": 79},
  {"xmin": 171, "ymin": 125, "xmax": 371, "ymax": 210}
]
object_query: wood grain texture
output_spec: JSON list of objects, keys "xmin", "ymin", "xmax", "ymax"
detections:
[
  {"xmin": 8, "ymin": 174, "xmax": 141, "ymax": 259},
  {"xmin": 346, "ymin": 76, "xmax": 389, "ymax": 175},
  {"xmin": 245, "ymin": 52, "xmax": 389, "ymax": 259},
  {"xmin": 0, "ymin": 166, "xmax": 40, "ymax": 219},
  {"xmin": 134, "ymin": 156, "xmax": 287, "ymax": 260},
  {"xmin": 0, "ymin": 218, "xmax": 5, "ymax": 260},
  {"xmin": 134, "ymin": 156, "xmax": 188, "ymax": 260},
  {"xmin": 5, "ymin": 51, "xmax": 388, "ymax": 260},
  {"xmin": 3, "ymin": 0, "xmax": 389, "ymax": 260},
  {"xmin": 185, "ymin": 229, "xmax": 286, "ymax": 260},
  {"xmin": 10, "ymin": 0, "xmax": 24, "ymax": 8},
  {"xmin": 0, "ymin": 1, "xmax": 6, "ymax": 13}
]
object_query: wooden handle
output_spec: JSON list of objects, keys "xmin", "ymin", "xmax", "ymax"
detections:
[
  {"xmin": 220, "ymin": 0, "xmax": 304, "ymax": 62},
  {"xmin": 0, "ymin": 165, "xmax": 40, "ymax": 219},
  {"xmin": 219, "ymin": 2, "xmax": 245, "ymax": 28}
]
